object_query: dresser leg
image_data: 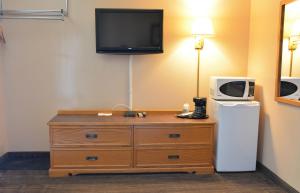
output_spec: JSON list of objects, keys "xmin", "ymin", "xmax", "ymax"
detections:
[
  {"xmin": 194, "ymin": 170, "xmax": 205, "ymax": 175},
  {"xmin": 193, "ymin": 166, "xmax": 215, "ymax": 175},
  {"xmin": 49, "ymin": 169, "xmax": 71, "ymax": 177}
]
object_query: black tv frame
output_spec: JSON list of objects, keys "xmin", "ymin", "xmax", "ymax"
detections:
[{"xmin": 95, "ymin": 8, "xmax": 164, "ymax": 54}]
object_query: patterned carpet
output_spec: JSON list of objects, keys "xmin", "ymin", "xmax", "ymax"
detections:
[{"xmin": 0, "ymin": 170, "xmax": 287, "ymax": 193}]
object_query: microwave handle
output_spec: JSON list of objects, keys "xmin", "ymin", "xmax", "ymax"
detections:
[{"xmin": 244, "ymin": 81, "xmax": 250, "ymax": 98}]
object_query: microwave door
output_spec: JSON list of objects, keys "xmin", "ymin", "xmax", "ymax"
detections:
[
  {"xmin": 219, "ymin": 81, "xmax": 246, "ymax": 99},
  {"xmin": 280, "ymin": 81, "xmax": 299, "ymax": 99}
]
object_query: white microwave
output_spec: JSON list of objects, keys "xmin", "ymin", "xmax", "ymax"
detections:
[
  {"xmin": 280, "ymin": 77, "xmax": 300, "ymax": 100},
  {"xmin": 210, "ymin": 77, "xmax": 255, "ymax": 100}
]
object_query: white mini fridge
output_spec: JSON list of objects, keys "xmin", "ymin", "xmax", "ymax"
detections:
[{"xmin": 210, "ymin": 100, "xmax": 260, "ymax": 172}]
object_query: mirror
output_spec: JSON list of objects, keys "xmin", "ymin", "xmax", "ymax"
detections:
[{"xmin": 276, "ymin": 0, "xmax": 300, "ymax": 107}]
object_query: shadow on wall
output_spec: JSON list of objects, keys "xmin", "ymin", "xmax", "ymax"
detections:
[
  {"xmin": 255, "ymin": 85, "xmax": 264, "ymax": 161},
  {"xmin": 255, "ymin": 85, "xmax": 277, "ymax": 171}
]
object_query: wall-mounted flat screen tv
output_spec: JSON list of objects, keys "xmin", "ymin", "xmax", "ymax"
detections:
[{"xmin": 95, "ymin": 9, "xmax": 163, "ymax": 54}]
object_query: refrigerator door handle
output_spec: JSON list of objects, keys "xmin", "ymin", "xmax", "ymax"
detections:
[{"xmin": 222, "ymin": 103, "xmax": 259, "ymax": 107}]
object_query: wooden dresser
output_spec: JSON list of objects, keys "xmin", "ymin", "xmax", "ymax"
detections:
[{"xmin": 48, "ymin": 111, "xmax": 215, "ymax": 177}]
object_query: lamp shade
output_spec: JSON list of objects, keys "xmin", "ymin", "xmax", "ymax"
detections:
[
  {"xmin": 192, "ymin": 18, "xmax": 214, "ymax": 36},
  {"xmin": 291, "ymin": 19, "xmax": 300, "ymax": 37}
]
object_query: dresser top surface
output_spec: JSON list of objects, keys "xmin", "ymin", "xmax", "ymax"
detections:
[{"xmin": 48, "ymin": 111, "xmax": 215, "ymax": 126}]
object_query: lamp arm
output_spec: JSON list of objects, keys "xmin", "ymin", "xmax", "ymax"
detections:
[
  {"xmin": 294, "ymin": 40, "xmax": 300, "ymax": 44},
  {"xmin": 289, "ymin": 50, "xmax": 294, "ymax": 77}
]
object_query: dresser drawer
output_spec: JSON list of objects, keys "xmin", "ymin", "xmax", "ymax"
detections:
[
  {"xmin": 134, "ymin": 126, "xmax": 213, "ymax": 146},
  {"xmin": 52, "ymin": 149, "xmax": 132, "ymax": 168},
  {"xmin": 135, "ymin": 148, "xmax": 211, "ymax": 168},
  {"xmin": 51, "ymin": 127, "xmax": 132, "ymax": 147}
]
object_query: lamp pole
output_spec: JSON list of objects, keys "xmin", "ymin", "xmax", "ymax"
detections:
[
  {"xmin": 288, "ymin": 37, "xmax": 297, "ymax": 77},
  {"xmin": 195, "ymin": 36, "xmax": 204, "ymax": 97},
  {"xmin": 190, "ymin": 37, "xmax": 208, "ymax": 119},
  {"xmin": 196, "ymin": 48, "xmax": 201, "ymax": 97},
  {"xmin": 189, "ymin": 18, "xmax": 214, "ymax": 119},
  {"xmin": 289, "ymin": 50, "xmax": 294, "ymax": 77}
]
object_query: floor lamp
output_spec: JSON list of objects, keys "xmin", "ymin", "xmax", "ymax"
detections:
[{"xmin": 190, "ymin": 19, "xmax": 214, "ymax": 119}]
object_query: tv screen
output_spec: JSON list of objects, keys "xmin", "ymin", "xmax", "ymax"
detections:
[{"xmin": 95, "ymin": 9, "xmax": 163, "ymax": 54}]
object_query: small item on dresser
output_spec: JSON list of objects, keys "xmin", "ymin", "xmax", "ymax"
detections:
[
  {"xmin": 137, "ymin": 112, "xmax": 147, "ymax": 118},
  {"xmin": 97, "ymin": 112, "xmax": 112, "ymax": 117},
  {"xmin": 182, "ymin": 103, "xmax": 190, "ymax": 113},
  {"xmin": 190, "ymin": 97, "xmax": 208, "ymax": 119}
]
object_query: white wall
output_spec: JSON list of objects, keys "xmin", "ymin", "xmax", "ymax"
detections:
[
  {"xmin": 248, "ymin": 0, "xmax": 300, "ymax": 191},
  {"xmin": 0, "ymin": 0, "xmax": 250, "ymax": 152}
]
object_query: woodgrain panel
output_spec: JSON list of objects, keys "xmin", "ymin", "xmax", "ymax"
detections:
[
  {"xmin": 52, "ymin": 149, "xmax": 132, "ymax": 168},
  {"xmin": 135, "ymin": 148, "xmax": 212, "ymax": 168},
  {"xmin": 48, "ymin": 112, "xmax": 215, "ymax": 126},
  {"xmin": 134, "ymin": 126, "xmax": 213, "ymax": 146},
  {"xmin": 49, "ymin": 166, "xmax": 214, "ymax": 177},
  {"xmin": 51, "ymin": 127, "xmax": 132, "ymax": 147}
]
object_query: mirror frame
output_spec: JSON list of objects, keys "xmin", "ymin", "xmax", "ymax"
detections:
[{"xmin": 275, "ymin": 0, "xmax": 300, "ymax": 107}]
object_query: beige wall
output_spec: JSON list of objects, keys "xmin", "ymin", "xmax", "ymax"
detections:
[
  {"xmin": 248, "ymin": 0, "xmax": 300, "ymax": 191},
  {"xmin": 0, "ymin": 0, "xmax": 250, "ymax": 152}
]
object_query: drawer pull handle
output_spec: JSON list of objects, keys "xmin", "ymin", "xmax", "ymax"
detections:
[
  {"xmin": 169, "ymin": 134, "xmax": 181, "ymax": 138},
  {"xmin": 86, "ymin": 133, "xmax": 98, "ymax": 139},
  {"xmin": 86, "ymin": 156, "xmax": 98, "ymax": 161},
  {"xmin": 168, "ymin": 155, "xmax": 180, "ymax": 160}
]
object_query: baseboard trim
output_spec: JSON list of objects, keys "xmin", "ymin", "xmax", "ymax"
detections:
[
  {"xmin": 257, "ymin": 162, "xmax": 299, "ymax": 193},
  {"xmin": 0, "ymin": 152, "xmax": 50, "ymax": 170},
  {"xmin": 0, "ymin": 153, "xmax": 8, "ymax": 165},
  {"xmin": 2, "ymin": 151, "xmax": 50, "ymax": 158}
]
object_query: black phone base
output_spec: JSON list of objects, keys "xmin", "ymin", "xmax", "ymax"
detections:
[{"xmin": 189, "ymin": 114, "xmax": 209, "ymax": 119}]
